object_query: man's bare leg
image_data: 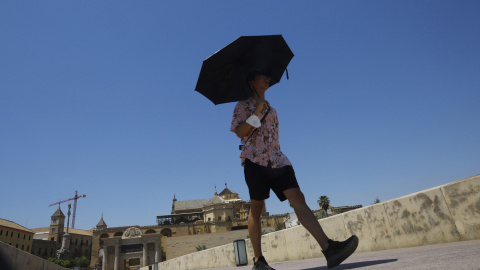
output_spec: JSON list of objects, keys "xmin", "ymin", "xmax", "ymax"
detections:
[
  {"xmin": 248, "ymin": 199, "xmax": 265, "ymax": 263},
  {"xmin": 283, "ymin": 188, "xmax": 330, "ymax": 251}
]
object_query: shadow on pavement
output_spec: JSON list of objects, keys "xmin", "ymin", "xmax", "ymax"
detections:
[{"xmin": 302, "ymin": 259, "xmax": 398, "ymax": 270}]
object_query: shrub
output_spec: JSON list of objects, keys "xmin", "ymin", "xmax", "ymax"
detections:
[
  {"xmin": 162, "ymin": 250, "xmax": 167, "ymax": 261},
  {"xmin": 61, "ymin": 260, "xmax": 73, "ymax": 268},
  {"xmin": 315, "ymin": 210, "xmax": 328, "ymax": 220},
  {"xmin": 195, "ymin": 244, "xmax": 207, "ymax": 251},
  {"xmin": 73, "ymin": 256, "xmax": 90, "ymax": 267},
  {"xmin": 274, "ymin": 221, "xmax": 283, "ymax": 231}
]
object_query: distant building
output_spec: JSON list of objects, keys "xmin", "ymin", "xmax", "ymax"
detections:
[
  {"xmin": 90, "ymin": 218, "xmax": 163, "ymax": 270},
  {"xmin": 90, "ymin": 185, "xmax": 286, "ymax": 269},
  {"xmin": 31, "ymin": 228, "xmax": 57, "ymax": 259},
  {"xmin": 157, "ymin": 184, "xmax": 275, "ymax": 233},
  {"xmin": 329, "ymin": 205, "xmax": 363, "ymax": 215},
  {"xmin": 31, "ymin": 206, "xmax": 93, "ymax": 260},
  {"xmin": 0, "ymin": 218, "xmax": 34, "ymax": 253},
  {"xmin": 285, "ymin": 205, "xmax": 364, "ymax": 229},
  {"xmin": 284, "ymin": 212, "xmax": 299, "ymax": 229}
]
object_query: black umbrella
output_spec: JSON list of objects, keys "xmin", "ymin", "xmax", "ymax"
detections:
[{"xmin": 195, "ymin": 35, "xmax": 294, "ymax": 105}]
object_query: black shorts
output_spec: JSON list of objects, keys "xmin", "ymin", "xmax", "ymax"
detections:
[{"xmin": 244, "ymin": 159, "xmax": 300, "ymax": 202}]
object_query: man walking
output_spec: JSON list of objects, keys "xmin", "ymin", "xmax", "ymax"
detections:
[{"xmin": 230, "ymin": 71, "xmax": 358, "ymax": 270}]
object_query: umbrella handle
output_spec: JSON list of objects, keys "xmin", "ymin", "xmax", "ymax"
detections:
[{"xmin": 250, "ymin": 83, "xmax": 260, "ymax": 98}]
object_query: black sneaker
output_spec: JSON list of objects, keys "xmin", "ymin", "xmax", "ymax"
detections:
[
  {"xmin": 322, "ymin": 235, "xmax": 359, "ymax": 269},
  {"xmin": 252, "ymin": 256, "xmax": 276, "ymax": 270}
]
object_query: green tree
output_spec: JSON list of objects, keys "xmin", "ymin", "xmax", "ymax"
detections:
[
  {"xmin": 73, "ymin": 256, "xmax": 90, "ymax": 267},
  {"xmin": 317, "ymin": 196, "xmax": 330, "ymax": 216},
  {"xmin": 61, "ymin": 259, "xmax": 73, "ymax": 268},
  {"xmin": 372, "ymin": 197, "xmax": 381, "ymax": 204}
]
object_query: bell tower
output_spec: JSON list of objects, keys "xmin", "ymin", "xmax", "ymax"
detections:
[
  {"xmin": 49, "ymin": 205, "xmax": 65, "ymax": 244},
  {"xmin": 171, "ymin": 194, "xmax": 177, "ymax": 214},
  {"xmin": 96, "ymin": 214, "xmax": 107, "ymax": 230}
]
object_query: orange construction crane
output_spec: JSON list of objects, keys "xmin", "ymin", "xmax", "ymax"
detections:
[{"xmin": 49, "ymin": 190, "xmax": 86, "ymax": 228}]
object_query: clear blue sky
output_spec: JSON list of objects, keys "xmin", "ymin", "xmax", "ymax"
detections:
[{"xmin": 1, "ymin": 1, "xmax": 479, "ymax": 231}]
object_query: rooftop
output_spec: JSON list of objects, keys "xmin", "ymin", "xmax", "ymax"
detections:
[
  {"xmin": 173, "ymin": 198, "xmax": 212, "ymax": 212},
  {"xmin": 204, "ymin": 195, "xmax": 227, "ymax": 206},
  {"xmin": 31, "ymin": 227, "xmax": 93, "ymax": 236},
  {"xmin": 218, "ymin": 187, "xmax": 237, "ymax": 196},
  {"xmin": 0, "ymin": 218, "xmax": 34, "ymax": 233}
]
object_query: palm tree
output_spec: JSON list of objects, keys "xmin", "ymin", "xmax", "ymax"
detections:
[{"xmin": 317, "ymin": 196, "xmax": 330, "ymax": 216}]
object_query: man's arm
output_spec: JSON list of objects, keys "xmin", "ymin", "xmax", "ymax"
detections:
[
  {"xmin": 235, "ymin": 121, "xmax": 255, "ymax": 138},
  {"xmin": 234, "ymin": 98, "xmax": 267, "ymax": 138}
]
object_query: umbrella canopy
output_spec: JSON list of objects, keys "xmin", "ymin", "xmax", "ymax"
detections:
[{"xmin": 195, "ymin": 35, "xmax": 294, "ymax": 105}]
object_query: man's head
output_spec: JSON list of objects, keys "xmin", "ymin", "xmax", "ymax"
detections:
[{"xmin": 247, "ymin": 70, "xmax": 271, "ymax": 96}]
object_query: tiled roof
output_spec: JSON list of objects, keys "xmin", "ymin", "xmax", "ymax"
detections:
[
  {"xmin": 204, "ymin": 195, "xmax": 227, "ymax": 206},
  {"xmin": 218, "ymin": 187, "xmax": 237, "ymax": 196},
  {"xmin": 65, "ymin": 228, "xmax": 93, "ymax": 236},
  {"xmin": 96, "ymin": 217, "xmax": 107, "ymax": 227},
  {"xmin": 0, "ymin": 218, "xmax": 34, "ymax": 233},
  {"xmin": 174, "ymin": 194, "xmax": 233, "ymax": 211},
  {"xmin": 51, "ymin": 206, "xmax": 65, "ymax": 217},
  {"xmin": 31, "ymin": 227, "xmax": 50, "ymax": 233},
  {"xmin": 173, "ymin": 198, "xmax": 212, "ymax": 212},
  {"xmin": 30, "ymin": 226, "xmax": 93, "ymax": 236}
]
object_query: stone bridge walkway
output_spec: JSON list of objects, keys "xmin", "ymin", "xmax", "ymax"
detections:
[{"xmin": 209, "ymin": 239, "xmax": 480, "ymax": 270}]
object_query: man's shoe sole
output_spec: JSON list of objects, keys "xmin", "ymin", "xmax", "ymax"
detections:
[{"xmin": 327, "ymin": 235, "xmax": 359, "ymax": 269}]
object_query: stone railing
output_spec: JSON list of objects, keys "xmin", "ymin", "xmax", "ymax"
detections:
[
  {"xmin": 140, "ymin": 174, "xmax": 480, "ymax": 270},
  {"xmin": 0, "ymin": 241, "xmax": 67, "ymax": 270}
]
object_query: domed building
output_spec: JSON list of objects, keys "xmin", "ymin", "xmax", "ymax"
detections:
[
  {"xmin": 90, "ymin": 184, "xmax": 285, "ymax": 269},
  {"xmin": 157, "ymin": 184, "xmax": 268, "ymax": 233}
]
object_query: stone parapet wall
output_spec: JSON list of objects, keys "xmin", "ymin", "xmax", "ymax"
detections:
[
  {"xmin": 141, "ymin": 174, "xmax": 480, "ymax": 270},
  {"xmin": 164, "ymin": 229, "xmax": 250, "ymax": 260},
  {"xmin": 0, "ymin": 241, "xmax": 67, "ymax": 270}
]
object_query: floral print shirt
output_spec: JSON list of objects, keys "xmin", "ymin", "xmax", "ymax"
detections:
[{"xmin": 230, "ymin": 97, "xmax": 291, "ymax": 168}]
